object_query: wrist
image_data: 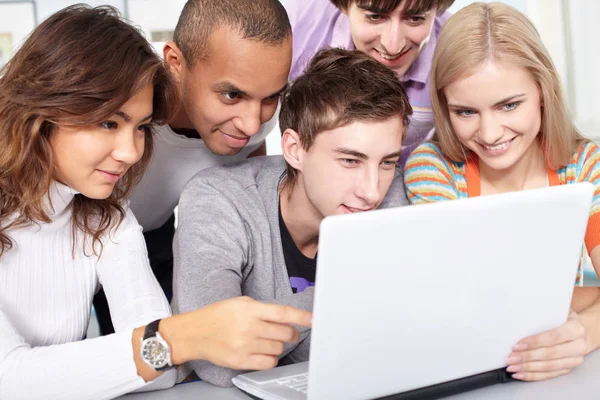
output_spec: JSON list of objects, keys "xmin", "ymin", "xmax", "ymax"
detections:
[
  {"xmin": 132, "ymin": 326, "xmax": 160, "ymax": 382},
  {"xmin": 579, "ymin": 308, "xmax": 600, "ymax": 354},
  {"xmin": 159, "ymin": 314, "xmax": 199, "ymax": 365}
]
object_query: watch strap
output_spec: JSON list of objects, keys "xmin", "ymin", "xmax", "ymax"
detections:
[{"xmin": 143, "ymin": 319, "xmax": 161, "ymax": 340}]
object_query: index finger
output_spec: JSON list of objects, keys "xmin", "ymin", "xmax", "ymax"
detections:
[{"xmin": 255, "ymin": 303, "xmax": 313, "ymax": 328}]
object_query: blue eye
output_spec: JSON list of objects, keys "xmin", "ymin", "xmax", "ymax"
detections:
[
  {"xmin": 455, "ymin": 109, "xmax": 476, "ymax": 117},
  {"xmin": 502, "ymin": 102, "xmax": 521, "ymax": 111}
]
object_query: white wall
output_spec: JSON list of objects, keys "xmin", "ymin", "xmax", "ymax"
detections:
[
  {"xmin": 568, "ymin": 0, "xmax": 600, "ymax": 138},
  {"xmin": 0, "ymin": 2, "xmax": 36, "ymax": 61}
]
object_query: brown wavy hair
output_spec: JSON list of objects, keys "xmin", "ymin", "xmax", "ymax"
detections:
[{"xmin": 0, "ymin": 5, "xmax": 177, "ymax": 257}]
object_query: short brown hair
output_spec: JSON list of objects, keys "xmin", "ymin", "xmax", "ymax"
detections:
[
  {"xmin": 279, "ymin": 48, "xmax": 412, "ymax": 189},
  {"xmin": 330, "ymin": 0, "xmax": 455, "ymax": 13},
  {"xmin": 173, "ymin": 0, "xmax": 291, "ymax": 66},
  {"xmin": 0, "ymin": 5, "xmax": 177, "ymax": 258}
]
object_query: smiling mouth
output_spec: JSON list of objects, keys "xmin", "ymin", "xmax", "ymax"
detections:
[
  {"xmin": 478, "ymin": 137, "xmax": 516, "ymax": 151},
  {"xmin": 97, "ymin": 169, "xmax": 124, "ymax": 176},
  {"xmin": 219, "ymin": 129, "xmax": 249, "ymax": 141},
  {"xmin": 375, "ymin": 47, "xmax": 410, "ymax": 61},
  {"xmin": 344, "ymin": 205, "xmax": 373, "ymax": 213}
]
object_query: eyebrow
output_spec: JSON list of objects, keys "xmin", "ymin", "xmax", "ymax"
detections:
[
  {"xmin": 334, "ymin": 147, "xmax": 368, "ymax": 159},
  {"xmin": 334, "ymin": 147, "xmax": 403, "ymax": 160},
  {"xmin": 382, "ymin": 150, "xmax": 403, "ymax": 159},
  {"xmin": 447, "ymin": 94, "xmax": 526, "ymax": 109},
  {"xmin": 213, "ymin": 82, "xmax": 248, "ymax": 97},
  {"xmin": 115, "ymin": 111, "xmax": 153, "ymax": 124},
  {"xmin": 212, "ymin": 82, "xmax": 288, "ymax": 100}
]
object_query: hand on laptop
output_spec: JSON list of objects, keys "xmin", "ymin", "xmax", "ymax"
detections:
[
  {"xmin": 162, "ymin": 296, "xmax": 312, "ymax": 371},
  {"xmin": 506, "ymin": 310, "xmax": 588, "ymax": 381}
]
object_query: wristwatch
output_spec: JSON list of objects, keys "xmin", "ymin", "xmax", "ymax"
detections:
[{"xmin": 140, "ymin": 319, "xmax": 174, "ymax": 371}]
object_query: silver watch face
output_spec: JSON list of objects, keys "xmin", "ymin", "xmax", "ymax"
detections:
[{"xmin": 141, "ymin": 338, "xmax": 169, "ymax": 368}]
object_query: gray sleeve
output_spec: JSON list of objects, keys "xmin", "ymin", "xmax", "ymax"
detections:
[
  {"xmin": 174, "ymin": 179, "xmax": 248, "ymax": 310},
  {"xmin": 173, "ymin": 178, "xmax": 312, "ymax": 387},
  {"xmin": 173, "ymin": 179, "xmax": 249, "ymax": 387},
  {"xmin": 380, "ymin": 168, "xmax": 409, "ymax": 208}
]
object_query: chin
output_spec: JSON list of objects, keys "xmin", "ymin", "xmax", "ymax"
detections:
[
  {"xmin": 391, "ymin": 64, "xmax": 411, "ymax": 78},
  {"xmin": 206, "ymin": 141, "xmax": 244, "ymax": 156},
  {"xmin": 79, "ymin": 187, "xmax": 115, "ymax": 200},
  {"xmin": 478, "ymin": 155, "xmax": 520, "ymax": 171}
]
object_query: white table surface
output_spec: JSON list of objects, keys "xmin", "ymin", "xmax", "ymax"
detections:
[{"xmin": 121, "ymin": 350, "xmax": 600, "ymax": 399}]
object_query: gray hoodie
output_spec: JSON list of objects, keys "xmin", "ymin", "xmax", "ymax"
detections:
[{"xmin": 173, "ymin": 155, "xmax": 408, "ymax": 387}]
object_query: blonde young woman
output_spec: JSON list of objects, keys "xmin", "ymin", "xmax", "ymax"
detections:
[
  {"xmin": 404, "ymin": 2, "xmax": 600, "ymax": 382},
  {"xmin": 0, "ymin": 5, "xmax": 310, "ymax": 399}
]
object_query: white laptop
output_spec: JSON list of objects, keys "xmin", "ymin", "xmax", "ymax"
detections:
[{"xmin": 232, "ymin": 183, "xmax": 594, "ymax": 400}]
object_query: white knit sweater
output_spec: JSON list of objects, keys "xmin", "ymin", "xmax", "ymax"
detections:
[{"xmin": 0, "ymin": 182, "xmax": 176, "ymax": 399}]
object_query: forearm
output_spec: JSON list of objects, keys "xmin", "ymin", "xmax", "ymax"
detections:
[
  {"xmin": 577, "ymin": 288, "xmax": 600, "ymax": 354},
  {"xmin": 1, "ymin": 331, "xmax": 147, "ymax": 400}
]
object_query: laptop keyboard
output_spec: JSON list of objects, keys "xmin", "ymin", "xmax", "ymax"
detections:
[{"xmin": 275, "ymin": 372, "xmax": 309, "ymax": 393}]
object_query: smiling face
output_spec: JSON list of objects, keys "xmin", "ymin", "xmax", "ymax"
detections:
[
  {"xmin": 444, "ymin": 60, "xmax": 543, "ymax": 172},
  {"xmin": 167, "ymin": 26, "xmax": 291, "ymax": 155},
  {"xmin": 345, "ymin": 1, "xmax": 437, "ymax": 77},
  {"xmin": 50, "ymin": 83, "xmax": 154, "ymax": 199},
  {"xmin": 287, "ymin": 116, "xmax": 404, "ymax": 222}
]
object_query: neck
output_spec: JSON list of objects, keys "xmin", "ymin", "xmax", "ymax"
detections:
[
  {"xmin": 279, "ymin": 178, "xmax": 321, "ymax": 259},
  {"xmin": 479, "ymin": 140, "xmax": 547, "ymax": 194},
  {"xmin": 169, "ymin": 105, "xmax": 200, "ymax": 139},
  {"xmin": 45, "ymin": 181, "xmax": 78, "ymax": 217}
]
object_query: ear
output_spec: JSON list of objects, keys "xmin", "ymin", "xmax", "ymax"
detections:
[
  {"xmin": 163, "ymin": 41, "xmax": 186, "ymax": 84},
  {"xmin": 281, "ymin": 128, "xmax": 304, "ymax": 171}
]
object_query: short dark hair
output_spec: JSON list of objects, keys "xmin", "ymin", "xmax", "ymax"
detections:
[
  {"xmin": 173, "ymin": 0, "xmax": 291, "ymax": 66},
  {"xmin": 330, "ymin": 0, "xmax": 455, "ymax": 13},
  {"xmin": 279, "ymin": 48, "xmax": 412, "ymax": 189}
]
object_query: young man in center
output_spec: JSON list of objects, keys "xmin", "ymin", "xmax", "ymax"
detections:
[
  {"xmin": 94, "ymin": 0, "xmax": 292, "ymax": 335},
  {"xmin": 173, "ymin": 48, "xmax": 412, "ymax": 387}
]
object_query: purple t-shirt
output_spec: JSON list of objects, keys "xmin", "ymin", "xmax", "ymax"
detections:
[{"xmin": 284, "ymin": 0, "xmax": 450, "ymax": 167}]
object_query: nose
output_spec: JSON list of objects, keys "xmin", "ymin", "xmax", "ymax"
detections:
[
  {"xmin": 232, "ymin": 102, "xmax": 263, "ymax": 137},
  {"xmin": 355, "ymin": 166, "xmax": 382, "ymax": 206},
  {"xmin": 478, "ymin": 113, "xmax": 504, "ymax": 145},
  {"xmin": 112, "ymin": 129, "xmax": 144, "ymax": 165},
  {"xmin": 380, "ymin": 19, "xmax": 405, "ymax": 55}
]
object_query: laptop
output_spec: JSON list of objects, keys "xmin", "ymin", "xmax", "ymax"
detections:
[{"xmin": 232, "ymin": 183, "xmax": 594, "ymax": 400}]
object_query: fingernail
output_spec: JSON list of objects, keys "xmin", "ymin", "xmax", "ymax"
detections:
[
  {"xmin": 512, "ymin": 373, "xmax": 525, "ymax": 380},
  {"xmin": 507, "ymin": 356, "xmax": 521, "ymax": 364},
  {"xmin": 506, "ymin": 365, "xmax": 520, "ymax": 372},
  {"xmin": 513, "ymin": 344, "xmax": 528, "ymax": 351}
]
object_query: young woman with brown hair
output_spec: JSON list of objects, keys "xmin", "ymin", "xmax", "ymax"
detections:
[{"xmin": 0, "ymin": 5, "xmax": 311, "ymax": 399}]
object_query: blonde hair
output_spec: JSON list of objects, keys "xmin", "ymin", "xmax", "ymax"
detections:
[{"xmin": 430, "ymin": 2, "xmax": 587, "ymax": 168}]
